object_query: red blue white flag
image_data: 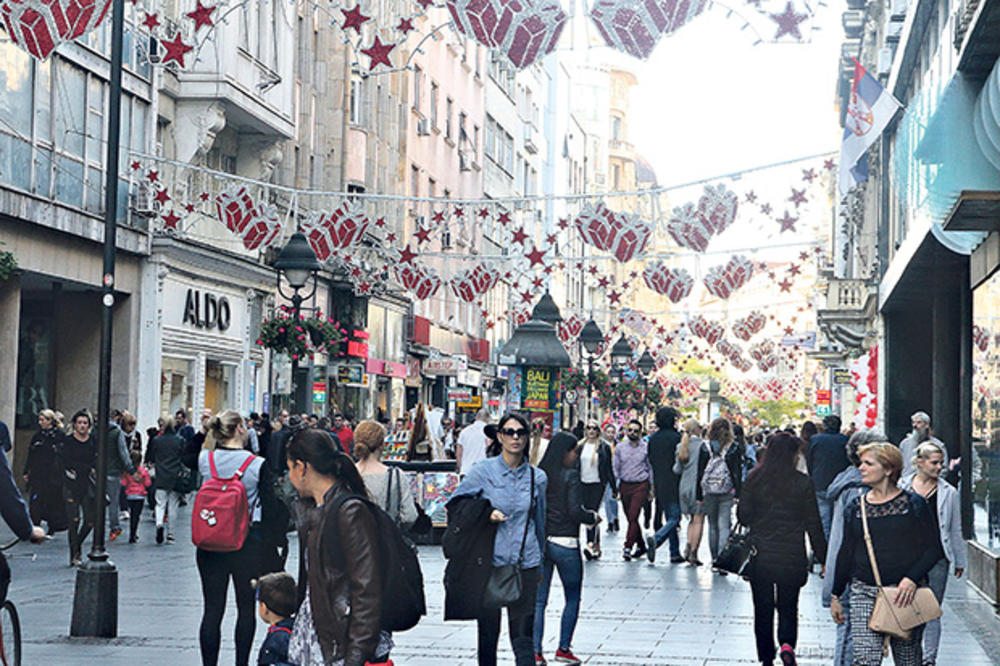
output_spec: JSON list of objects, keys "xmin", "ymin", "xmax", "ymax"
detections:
[{"xmin": 838, "ymin": 59, "xmax": 903, "ymax": 197}]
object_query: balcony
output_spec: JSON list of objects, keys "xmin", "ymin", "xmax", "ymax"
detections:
[
  {"xmin": 523, "ymin": 124, "xmax": 538, "ymax": 155},
  {"xmin": 609, "ymin": 137, "xmax": 634, "ymax": 158},
  {"xmin": 814, "ymin": 278, "xmax": 878, "ymax": 350}
]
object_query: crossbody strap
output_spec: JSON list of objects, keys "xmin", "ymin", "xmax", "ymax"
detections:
[
  {"xmin": 516, "ymin": 466, "xmax": 535, "ymax": 566},
  {"xmin": 859, "ymin": 494, "xmax": 884, "ymax": 588}
]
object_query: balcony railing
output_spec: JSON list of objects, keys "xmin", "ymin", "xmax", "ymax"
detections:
[
  {"xmin": 824, "ymin": 279, "xmax": 873, "ymax": 310},
  {"xmin": 609, "ymin": 138, "xmax": 634, "ymax": 153}
]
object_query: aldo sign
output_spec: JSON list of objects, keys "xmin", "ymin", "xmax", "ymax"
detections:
[{"xmin": 183, "ymin": 289, "xmax": 232, "ymax": 332}]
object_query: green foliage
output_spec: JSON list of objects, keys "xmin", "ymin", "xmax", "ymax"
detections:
[
  {"xmin": 597, "ymin": 375, "xmax": 662, "ymax": 412},
  {"xmin": 747, "ymin": 398, "xmax": 809, "ymax": 427},
  {"xmin": 256, "ymin": 306, "xmax": 345, "ymax": 360},
  {"xmin": 0, "ymin": 243, "xmax": 16, "ymax": 281}
]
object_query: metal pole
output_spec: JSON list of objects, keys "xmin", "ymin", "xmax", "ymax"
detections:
[
  {"xmin": 587, "ymin": 355, "xmax": 594, "ymax": 422},
  {"xmin": 290, "ymin": 291, "xmax": 302, "ymax": 414},
  {"xmin": 70, "ymin": 0, "xmax": 125, "ymax": 637}
]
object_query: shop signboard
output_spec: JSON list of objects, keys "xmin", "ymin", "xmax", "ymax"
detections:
[
  {"xmin": 335, "ymin": 365, "xmax": 368, "ymax": 388},
  {"xmin": 522, "ymin": 366, "xmax": 558, "ymax": 410},
  {"xmin": 405, "ymin": 357, "xmax": 422, "ymax": 387},
  {"xmin": 447, "ymin": 387, "xmax": 473, "ymax": 402},
  {"xmin": 815, "ymin": 405, "xmax": 832, "ymax": 416},
  {"xmin": 816, "ymin": 389, "xmax": 832, "ymax": 404},
  {"xmin": 424, "ymin": 355, "xmax": 468, "ymax": 376},
  {"xmin": 832, "ymin": 368, "xmax": 852, "ymax": 385},
  {"xmin": 458, "ymin": 396, "xmax": 483, "ymax": 411},
  {"xmin": 312, "ymin": 381, "xmax": 327, "ymax": 403}
]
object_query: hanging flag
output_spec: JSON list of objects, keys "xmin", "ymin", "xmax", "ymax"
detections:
[{"xmin": 838, "ymin": 59, "xmax": 903, "ymax": 197}]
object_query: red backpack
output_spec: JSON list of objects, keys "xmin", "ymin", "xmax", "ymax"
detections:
[{"xmin": 191, "ymin": 451, "xmax": 256, "ymax": 552}]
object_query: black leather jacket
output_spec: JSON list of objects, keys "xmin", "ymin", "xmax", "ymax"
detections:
[{"xmin": 544, "ymin": 466, "xmax": 599, "ymax": 538}]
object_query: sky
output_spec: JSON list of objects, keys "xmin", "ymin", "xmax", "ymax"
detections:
[{"xmin": 628, "ymin": 0, "xmax": 846, "ymax": 187}]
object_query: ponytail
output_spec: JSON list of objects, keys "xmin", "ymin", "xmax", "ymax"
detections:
[
  {"xmin": 677, "ymin": 418, "xmax": 700, "ymax": 463},
  {"xmin": 206, "ymin": 410, "xmax": 242, "ymax": 449},
  {"xmin": 287, "ymin": 428, "xmax": 368, "ymax": 496}
]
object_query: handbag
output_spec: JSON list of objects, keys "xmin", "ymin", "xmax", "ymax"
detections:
[
  {"xmin": 713, "ymin": 521, "xmax": 756, "ymax": 578},
  {"xmin": 481, "ymin": 467, "xmax": 535, "ymax": 610},
  {"xmin": 860, "ymin": 493, "xmax": 942, "ymax": 641}
]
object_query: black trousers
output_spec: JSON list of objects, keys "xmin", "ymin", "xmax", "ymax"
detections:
[
  {"xmin": 196, "ymin": 530, "xmax": 262, "ymax": 666},
  {"xmin": 749, "ymin": 578, "xmax": 800, "ymax": 663},
  {"xmin": 581, "ymin": 483, "xmax": 604, "ymax": 546},
  {"xmin": 64, "ymin": 485, "xmax": 94, "ymax": 562},
  {"xmin": 127, "ymin": 499, "xmax": 144, "ymax": 540},
  {"xmin": 477, "ymin": 567, "xmax": 539, "ymax": 666},
  {"xmin": 28, "ymin": 482, "xmax": 67, "ymax": 532}
]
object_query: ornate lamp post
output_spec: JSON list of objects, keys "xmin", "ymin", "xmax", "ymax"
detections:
[
  {"xmin": 609, "ymin": 335, "xmax": 633, "ymax": 382},
  {"xmin": 578, "ymin": 319, "xmax": 603, "ymax": 420},
  {"xmin": 637, "ymin": 349, "xmax": 656, "ymax": 423},
  {"xmin": 274, "ymin": 231, "xmax": 321, "ymax": 413}
]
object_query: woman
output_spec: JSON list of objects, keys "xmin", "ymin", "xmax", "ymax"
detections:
[
  {"xmin": 830, "ymin": 443, "xmax": 943, "ymax": 665},
  {"xmin": 528, "ymin": 418, "xmax": 549, "ymax": 467},
  {"xmin": 601, "ymin": 423, "xmax": 620, "ymax": 532},
  {"xmin": 699, "ymin": 417, "xmax": 742, "ymax": 571},
  {"xmin": 355, "ymin": 420, "xmax": 417, "ymax": 529},
  {"xmin": 738, "ymin": 432, "xmax": 827, "ymax": 666},
  {"xmin": 406, "ymin": 405, "xmax": 441, "ymax": 462},
  {"xmin": 798, "ymin": 421, "xmax": 817, "ymax": 474},
  {"xmin": 23, "ymin": 409, "xmax": 68, "ymax": 535},
  {"xmin": 533, "ymin": 433, "xmax": 599, "ymax": 665},
  {"xmin": 674, "ymin": 418, "xmax": 706, "ymax": 565},
  {"xmin": 577, "ymin": 420, "xmax": 615, "ymax": 560},
  {"xmin": 61, "ymin": 409, "xmax": 96, "ymax": 566},
  {"xmin": 733, "ymin": 423, "xmax": 756, "ymax": 481},
  {"xmin": 195, "ymin": 410, "xmax": 266, "ymax": 666},
  {"xmin": 286, "ymin": 428, "xmax": 390, "ymax": 666},
  {"xmin": 145, "ymin": 415, "xmax": 192, "ymax": 545},
  {"xmin": 899, "ymin": 441, "xmax": 965, "ymax": 665},
  {"xmin": 450, "ymin": 412, "xmax": 547, "ymax": 666}
]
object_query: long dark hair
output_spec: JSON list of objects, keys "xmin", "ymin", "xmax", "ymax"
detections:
[
  {"xmin": 538, "ymin": 432, "xmax": 577, "ymax": 479},
  {"xmin": 486, "ymin": 412, "xmax": 530, "ymax": 458},
  {"xmin": 287, "ymin": 428, "xmax": 367, "ymax": 496},
  {"xmin": 746, "ymin": 432, "xmax": 800, "ymax": 491},
  {"xmin": 407, "ymin": 404, "xmax": 430, "ymax": 461}
]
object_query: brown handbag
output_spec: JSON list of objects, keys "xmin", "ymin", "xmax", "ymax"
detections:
[{"xmin": 860, "ymin": 494, "xmax": 942, "ymax": 641}]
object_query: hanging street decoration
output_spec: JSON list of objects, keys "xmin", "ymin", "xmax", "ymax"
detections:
[
  {"xmin": 702, "ymin": 254, "xmax": 755, "ymax": 300},
  {"xmin": 301, "ymin": 201, "xmax": 370, "ymax": 261},
  {"xmin": 588, "ymin": 0, "xmax": 708, "ymax": 59},
  {"xmin": 445, "ymin": 0, "xmax": 567, "ymax": 69},
  {"xmin": 214, "ymin": 186, "xmax": 282, "ymax": 251},
  {"xmin": 642, "ymin": 262, "xmax": 693, "ymax": 302},
  {"xmin": 451, "ymin": 263, "xmax": 501, "ymax": 302},
  {"xmin": 1, "ymin": 0, "xmax": 112, "ymax": 59},
  {"xmin": 394, "ymin": 263, "xmax": 442, "ymax": 300},
  {"xmin": 574, "ymin": 201, "xmax": 652, "ymax": 263},
  {"xmin": 732, "ymin": 311, "xmax": 767, "ymax": 340}
]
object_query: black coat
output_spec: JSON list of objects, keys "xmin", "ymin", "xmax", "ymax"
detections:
[
  {"xmin": 145, "ymin": 433, "xmax": 187, "ymax": 492},
  {"xmin": 648, "ymin": 429, "xmax": 681, "ymax": 503},
  {"xmin": 544, "ymin": 466, "xmax": 598, "ymax": 538},
  {"xmin": 442, "ymin": 495, "xmax": 496, "ymax": 620},
  {"xmin": 737, "ymin": 470, "xmax": 827, "ymax": 587}
]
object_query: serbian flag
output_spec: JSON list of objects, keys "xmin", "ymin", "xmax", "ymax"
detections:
[{"xmin": 838, "ymin": 59, "xmax": 903, "ymax": 198}]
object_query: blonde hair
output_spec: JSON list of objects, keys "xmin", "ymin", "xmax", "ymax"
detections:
[
  {"xmin": 207, "ymin": 410, "xmax": 243, "ymax": 449},
  {"xmin": 858, "ymin": 442, "xmax": 904, "ymax": 484},
  {"xmin": 677, "ymin": 418, "xmax": 701, "ymax": 463},
  {"xmin": 913, "ymin": 441, "xmax": 945, "ymax": 467},
  {"xmin": 120, "ymin": 410, "xmax": 137, "ymax": 428},
  {"xmin": 160, "ymin": 412, "xmax": 176, "ymax": 433},
  {"xmin": 353, "ymin": 420, "xmax": 386, "ymax": 460},
  {"xmin": 38, "ymin": 409, "xmax": 61, "ymax": 429}
]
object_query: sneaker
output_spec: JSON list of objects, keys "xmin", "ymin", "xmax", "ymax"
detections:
[
  {"xmin": 631, "ymin": 544, "xmax": 647, "ymax": 560},
  {"xmin": 622, "ymin": 547, "xmax": 632, "ymax": 561},
  {"xmin": 583, "ymin": 545, "xmax": 596, "ymax": 561},
  {"xmin": 670, "ymin": 554, "xmax": 687, "ymax": 564},
  {"xmin": 166, "ymin": 533, "xmax": 175, "ymax": 543},
  {"xmin": 645, "ymin": 535, "xmax": 656, "ymax": 563},
  {"xmin": 554, "ymin": 648, "xmax": 581, "ymax": 664},
  {"xmin": 779, "ymin": 644, "xmax": 796, "ymax": 665},
  {"xmin": 156, "ymin": 526, "xmax": 164, "ymax": 544},
  {"xmin": 129, "ymin": 536, "xmax": 139, "ymax": 544},
  {"xmin": 70, "ymin": 556, "xmax": 82, "ymax": 567},
  {"xmin": 118, "ymin": 511, "xmax": 129, "ymax": 524},
  {"xmin": 109, "ymin": 528, "xmax": 122, "ymax": 541},
  {"xmin": 535, "ymin": 653, "xmax": 547, "ymax": 665}
]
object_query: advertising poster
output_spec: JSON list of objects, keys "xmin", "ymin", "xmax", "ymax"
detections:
[
  {"xmin": 522, "ymin": 366, "xmax": 557, "ymax": 410},
  {"xmin": 422, "ymin": 472, "xmax": 460, "ymax": 526}
]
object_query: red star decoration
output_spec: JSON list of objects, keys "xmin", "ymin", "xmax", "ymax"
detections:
[
  {"xmin": 520, "ymin": 290, "xmax": 534, "ymax": 304},
  {"xmin": 357, "ymin": 281, "xmax": 372, "ymax": 294},
  {"xmin": 480, "ymin": 309, "xmax": 489, "ymax": 318},
  {"xmin": 608, "ymin": 291, "xmax": 621, "ymax": 305},
  {"xmin": 784, "ymin": 326, "xmax": 795, "ymax": 335},
  {"xmin": 161, "ymin": 33, "xmax": 194, "ymax": 67},
  {"xmin": 799, "ymin": 251, "xmax": 809, "ymax": 261},
  {"xmin": 557, "ymin": 263, "xmax": 565, "ymax": 270},
  {"xmin": 504, "ymin": 272, "xmax": 512, "ymax": 279},
  {"xmin": 776, "ymin": 212, "xmax": 798, "ymax": 232},
  {"xmin": 758, "ymin": 261, "xmax": 768, "ymax": 270},
  {"xmin": 598, "ymin": 276, "xmax": 610, "ymax": 288},
  {"xmin": 199, "ymin": 191, "xmax": 209, "ymax": 201},
  {"xmin": 768, "ymin": 271, "xmax": 777, "ymax": 279},
  {"xmin": 375, "ymin": 217, "xmax": 386, "ymax": 227},
  {"xmin": 588, "ymin": 265, "xmax": 598, "ymax": 275},
  {"xmin": 532, "ymin": 276, "xmax": 544, "ymax": 289},
  {"xmin": 788, "ymin": 263, "xmax": 802, "ymax": 276},
  {"xmin": 664, "ymin": 336, "xmax": 674, "ymax": 344},
  {"xmin": 453, "ymin": 206, "xmax": 464, "ymax": 218},
  {"xmin": 362, "ymin": 36, "xmax": 395, "ymax": 70},
  {"xmin": 486, "ymin": 320, "xmax": 495, "ymax": 329},
  {"xmin": 398, "ymin": 245, "xmax": 417, "ymax": 264},
  {"xmin": 147, "ymin": 170, "xmax": 159, "ymax": 182},
  {"xmin": 351, "ymin": 266, "xmax": 363, "ymax": 277},
  {"xmin": 511, "ymin": 227, "xmax": 528, "ymax": 245},
  {"xmin": 814, "ymin": 247, "xmax": 822, "ymax": 254},
  {"xmin": 545, "ymin": 233, "xmax": 558, "ymax": 246},
  {"xmin": 153, "ymin": 188, "xmax": 170, "ymax": 205},
  {"xmin": 629, "ymin": 270, "xmax": 638, "ymax": 279},
  {"xmin": 341, "ymin": 5, "xmax": 370, "ymax": 33},
  {"xmin": 557, "ymin": 217, "xmax": 569, "ymax": 230},
  {"xmin": 525, "ymin": 245, "xmax": 546, "ymax": 268},
  {"xmin": 788, "ymin": 188, "xmax": 808, "ymax": 207},
  {"xmin": 386, "ymin": 232, "xmax": 397, "ymax": 243},
  {"xmin": 142, "ymin": 12, "xmax": 159, "ymax": 29},
  {"xmin": 431, "ymin": 210, "xmax": 445, "ymax": 223},
  {"xmin": 185, "ymin": 0, "xmax": 215, "ymax": 32},
  {"xmin": 778, "ymin": 278, "xmax": 793, "ymax": 292},
  {"xmin": 478, "ymin": 207, "xmax": 490, "ymax": 219},
  {"xmin": 802, "ymin": 168, "xmax": 817, "ymax": 182},
  {"xmin": 161, "ymin": 210, "xmax": 180, "ymax": 230},
  {"xmin": 415, "ymin": 0, "xmax": 432, "ymax": 8},
  {"xmin": 543, "ymin": 265, "xmax": 553, "ymax": 274},
  {"xmin": 184, "ymin": 203, "xmax": 195, "ymax": 213},
  {"xmin": 745, "ymin": 190, "xmax": 757, "ymax": 203},
  {"xmin": 396, "ymin": 17, "xmax": 414, "ymax": 34},
  {"xmin": 497, "ymin": 212, "xmax": 511, "ymax": 226},
  {"xmin": 414, "ymin": 227, "xmax": 432, "ymax": 244},
  {"xmin": 760, "ymin": 203, "xmax": 772, "ymax": 215}
]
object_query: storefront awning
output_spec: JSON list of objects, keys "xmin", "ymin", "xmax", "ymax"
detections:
[{"xmin": 942, "ymin": 190, "xmax": 1000, "ymax": 232}]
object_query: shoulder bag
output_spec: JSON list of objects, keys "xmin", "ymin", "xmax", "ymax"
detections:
[
  {"xmin": 713, "ymin": 521, "xmax": 756, "ymax": 578},
  {"xmin": 860, "ymin": 493, "xmax": 942, "ymax": 641},
  {"xmin": 481, "ymin": 467, "xmax": 535, "ymax": 609}
]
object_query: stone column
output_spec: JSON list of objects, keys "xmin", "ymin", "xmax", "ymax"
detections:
[{"xmin": 0, "ymin": 275, "xmax": 21, "ymax": 429}]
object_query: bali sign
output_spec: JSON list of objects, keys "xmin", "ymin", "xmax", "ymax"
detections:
[{"xmin": 522, "ymin": 366, "xmax": 558, "ymax": 410}]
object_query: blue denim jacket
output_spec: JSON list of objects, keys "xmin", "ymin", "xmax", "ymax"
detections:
[{"xmin": 454, "ymin": 456, "xmax": 547, "ymax": 568}]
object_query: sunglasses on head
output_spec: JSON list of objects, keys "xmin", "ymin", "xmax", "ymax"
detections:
[{"xmin": 501, "ymin": 428, "xmax": 529, "ymax": 438}]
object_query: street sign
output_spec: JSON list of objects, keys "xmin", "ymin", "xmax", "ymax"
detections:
[
  {"xmin": 833, "ymin": 368, "xmax": 852, "ymax": 385},
  {"xmin": 458, "ymin": 396, "xmax": 483, "ymax": 411},
  {"xmin": 816, "ymin": 389, "xmax": 831, "ymax": 404},
  {"xmin": 335, "ymin": 365, "xmax": 368, "ymax": 388},
  {"xmin": 816, "ymin": 405, "xmax": 832, "ymax": 416},
  {"xmin": 447, "ymin": 387, "xmax": 473, "ymax": 402}
]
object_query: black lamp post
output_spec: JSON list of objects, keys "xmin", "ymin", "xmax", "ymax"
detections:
[
  {"xmin": 274, "ymin": 231, "xmax": 321, "ymax": 413},
  {"xmin": 666, "ymin": 387, "xmax": 682, "ymax": 405},
  {"xmin": 578, "ymin": 319, "xmax": 603, "ymax": 420},
  {"xmin": 637, "ymin": 350, "xmax": 655, "ymax": 423},
  {"xmin": 609, "ymin": 335, "xmax": 633, "ymax": 382}
]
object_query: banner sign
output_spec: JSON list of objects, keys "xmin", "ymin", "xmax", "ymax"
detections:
[{"xmin": 522, "ymin": 366, "xmax": 558, "ymax": 410}]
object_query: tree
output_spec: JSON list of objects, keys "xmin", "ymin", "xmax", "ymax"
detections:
[{"xmin": 748, "ymin": 398, "xmax": 809, "ymax": 427}]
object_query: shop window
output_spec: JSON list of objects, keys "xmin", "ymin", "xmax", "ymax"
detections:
[
  {"xmin": 16, "ymin": 315, "xmax": 54, "ymax": 429},
  {"xmin": 973, "ymin": 270, "xmax": 1000, "ymax": 551},
  {"xmin": 205, "ymin": 361, "xmax": 235, "ymax": 414},
  {"xmin": 161, "ymin": 357, "xmax": 195, "ymax": 417}
]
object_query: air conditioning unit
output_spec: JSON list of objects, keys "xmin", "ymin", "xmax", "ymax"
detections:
[
  {"xmin": 417, "ymin": 118, "xmax": 430, "ymax": 136},
  {"xmin": 877, "ymin": 46, "xmax": 893, "ymax": 77},
  {"xmin": 459, "ymin": 151, "xmax": 472, "ymax": 171}
]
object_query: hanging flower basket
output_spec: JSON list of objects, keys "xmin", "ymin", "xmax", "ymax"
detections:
[{"xmin": 256, "ymin": 306, "xmax": 346, "ymax": 360}]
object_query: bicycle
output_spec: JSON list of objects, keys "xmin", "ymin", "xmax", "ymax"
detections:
[{"xmin": 0, "ymin": 538, "xmax": 24, "ymax": 666}]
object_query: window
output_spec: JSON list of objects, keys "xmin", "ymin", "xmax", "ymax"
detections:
[
  {"xmin": 484, "ymin": 116, "xmax": 495, "ymax": 160},
  {"xmin": 445, "ymin": 97, "xmax": 453, "ymax": 139},
  {"xmin": 430, "ymin": 81, "xmax": 438, "ymax": 129},
  {"xmin": 612, "ymin": 163, "xmax": 621, "ymax": 190},
  {"xmin": 459, "ymin": 112, "xmax": 468, "ymax": 151},
  {"xmin": 412, "ymin": 66, "xmax": 422, "ymax": 113},
  {"xmin": 410, "ymin": 165, "xmax": 419, "ymax": 198},
  {"xmin": 473, "ymin": 125, "xmax": 479, "ymax": 161},
  {"xmin": 612, "ymin": 115, "xmax": 623, "ymax": 141},
  {"xmin": 349, "ymin": 77, "xmax": 363, "ymax": 125}
]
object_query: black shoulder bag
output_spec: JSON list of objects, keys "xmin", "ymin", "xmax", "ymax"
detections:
[{"xmin": 481, "ymin": 466, "xmax": 535, "ymax": 609}]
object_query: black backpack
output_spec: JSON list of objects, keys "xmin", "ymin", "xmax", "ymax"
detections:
[{"xmin": 328, "ymin": 493, "xmax": 426, "ymax": 632}]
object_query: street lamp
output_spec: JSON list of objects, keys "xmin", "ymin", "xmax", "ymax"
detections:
[
  {"xmin": 274, "ymin": 231, "xmax": 321, "ymax": 413},
  {"xmin": 637, "ymin": 350, "xmax": 655, "ymax": 423},
  {"xmin": 666, "ymin": 387, "xmax": 682, "ymax": 404},
  {"xmin": 609, "ymin": 335, "xmax": 633, "ymax": 381},
  {"xmin": 578, "ymin": 319, "xmax": 603, "ymax": 420}
]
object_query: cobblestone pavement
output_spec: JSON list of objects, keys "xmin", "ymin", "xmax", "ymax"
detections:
[{"xmin": 3, "ymin": 507, "xmax": 999, "ymax": 665}]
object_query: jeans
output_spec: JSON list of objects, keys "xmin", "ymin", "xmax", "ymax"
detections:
[
  {"xmin": 834, "ymin": 584, "xmax": 854, "ymax": 665},
  {"xmin": 477, "ymin": 567, "xmax": 538, "ymax": 666},
  {"xmin": 750, "ymin": 578, "xmax": 801, "ymax": 663},
  {"xmin": 924, "ymin": 558, "xmax": 949, "ymax": 663},
  {"xmin": 703, "ymin": 493, "xmax": 733, "ymax": 560},
  {"xmin": 619, "ymin": 481, "xmax": 650, "ymax": 550},
  {"xmin": 106, "ymin": 472, "xmax": 122, "ymax": 531},
  {"xmin": 533, "ymin": 543, "xmax": 583, "ymax": 653},
  {"xmin": 196, "ymin": 529, "xmax": 263, "ymax": 666},
  {"xmin": 155, "ymin": 488, "xmax": 183, "ymax": 535},
  {"xmin": 651, "ymin": 501, "xmax": 682, "ymax": 557},
  {"xmin": 603, "ymin": 483, "xmax": 618, "ymax": 524},
  {"xmin": 816, "ymin": 489, "xmax": 834, "ymax": 540}
]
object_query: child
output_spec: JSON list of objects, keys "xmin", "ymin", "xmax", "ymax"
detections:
[
  {"xmin": 121, "ymin": 450, "xmax": 151, "ymax": 543},
  {"xmin": 255, "ymin": 572, "xmax": 296, "ymax": 666}
]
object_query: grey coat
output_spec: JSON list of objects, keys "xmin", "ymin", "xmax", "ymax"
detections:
[
  {"xmin": 899, "ymin": 473, "xmax": 967, "ymax": 570},
  {"xmin": 822, "ymin": 466, "xmax": 865, "ymax": 607}
]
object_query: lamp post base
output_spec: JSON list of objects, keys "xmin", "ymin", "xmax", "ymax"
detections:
[{"xmin": 70, "ymin": 559, "xmax": 118, "ymax": 637}]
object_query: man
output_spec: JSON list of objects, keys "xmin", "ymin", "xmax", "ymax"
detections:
[
  {"xmin": 440, "ymin": 416, "xmax": 457, "ymax": 459},
  {"xmin": 645, "ymin": 407, "xmax": 685, "ymax": 563},
  {"xmin": 807, "ymin": 415, "xmax": 850, "ymax": 538},
  {"xmin": 276, "ymin": 410, "xmax": 290, "ymax": 429},
  {"xmin": 457, "ymin": 408, "xmax": 489, "ymax": 475},
  {"xmin": 900, "ymin": 410, "xmax": 948, "ymax": 476},
  {"xmin": 331, "ymin": 413, "xmax": 354, "ymax": 456},
  {"xmin": 613, "ymin": 419, "xmax": 653, "ymax": 560},
  {"xmin": 175, "ymin": 409, "xmax": 195, "ymax": 443},
  {"xmin": 105, "ymin": 415, "xmax": 135, "ymax": 541},
  {"xmin": 426, "ymin": 403, "xmax": 445, "ymax": 442},
  {"xmin": 393, "ymin": 417, "xmax": 406, "ymax": 436}
]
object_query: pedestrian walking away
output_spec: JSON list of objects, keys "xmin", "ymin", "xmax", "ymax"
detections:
[
  {"xmin": 738, "ymin": 432, "xmax": 827, "ymax": 666},
  {"xmin": 533, "ymin": 432, "xmax": 599, "ymax": 665},
  {"xmin": 645, "ymin": 407, "xmax": 684, "ymax": 563},
  {"xmin": 458, "ymin": 409, "xmax": 491, "ymax": 476},
  {"xmin": 577, "ymin": 420, "xmax": 615, "ymax": 560},
  {"xmin": 613, "ymin": 419, "xmax": 653, "ymax": 561},
  {"xmin": 23, "ymin": 409, "xmax": 68, "ymax": 535},
  {"xmin": 103, "ymin": 413, "xmax": 134, "ymax": 542},
  {"xmin": 146, "ymin": 414, "xmax": 193, "ymax": 545},
  {"xmin": 699, "ymin": 418, "xmax": 742, "ymax": 571},
  {"xmin": 61, "ymin": 409, "xmax": 97, "ymax": 567},
  {"xmin": 355, "ymin": 420, "xmax": 418, "ymax": 529},
  {"xmin": 830, "ymin": 442, "xmax": 943, "ymax": 665},
  {"xmin": 121, "ymin": 450, "xmax": 151, "ymax": 543},
  {"xmin": 674, "ymin": 418, "xmax": 707, "ymax": 566},
  {"xmin": 808, "ymin": 415, "xmax": 850, "ymax": 539},
  {"xmin": 899, "ymin": 441, "xmax": 966, "ymax": 665},
  {"xmin": 286, "ymin": 427, "xmax": 392, "ymax": 666},
  {"xmin": 447, "ymin": 412, "xmax": 548, "ymax": 666}
]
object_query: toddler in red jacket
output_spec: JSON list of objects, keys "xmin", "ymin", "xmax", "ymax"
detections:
[{"xmin": 121, "ymin": 450, "xmax": 151, "ymax": 543}]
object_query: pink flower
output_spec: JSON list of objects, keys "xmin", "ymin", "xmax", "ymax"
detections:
[
  {"xmin": 295, "ymin": 326, "xmax": 303, "ymax": 332},
  {"xmin": 292, "ymin": 354, "xmax": 298, "ymax": 359},
  {"xmin": 278, "ymin": 328, "xmax": 285, "ymax": 333}
]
